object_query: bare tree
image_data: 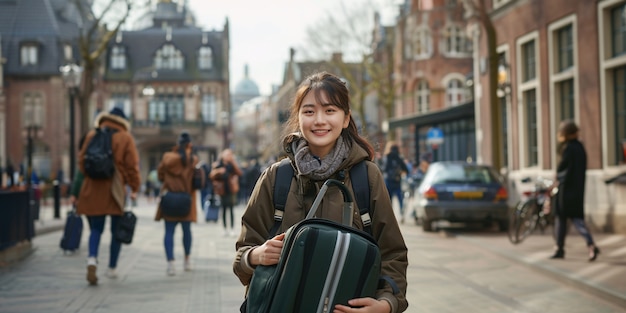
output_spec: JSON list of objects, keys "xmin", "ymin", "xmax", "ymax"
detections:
[
  {"xmin": 72, "ymin": 0, "xmax": 134, "ymax": 134},
  {"xmin": 463, "ymin": 0, "xmax": 503, "ymax": 169},
  {"xmin": 299, "ymin": 0, "xmax": 397, "ymax": 137}
]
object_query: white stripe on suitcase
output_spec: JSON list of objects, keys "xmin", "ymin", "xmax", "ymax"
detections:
[{"xmin": 318, "ymin": 231, "xmax": 351, "ymax": 313}]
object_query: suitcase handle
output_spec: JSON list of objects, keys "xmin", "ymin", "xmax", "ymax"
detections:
[{"xmin": 305, "ymin": 179, "xmax": 355, "ymax": 226}]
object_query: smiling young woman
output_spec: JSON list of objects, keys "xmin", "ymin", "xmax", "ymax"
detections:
[{"xmin": 233, "ymin": 71, "xmax": 409, "ymax": 313}]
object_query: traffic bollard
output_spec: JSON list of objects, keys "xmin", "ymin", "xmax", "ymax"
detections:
[{"xmin": 53, "ymin": 180, "xmax": 61, "ymax": 219}]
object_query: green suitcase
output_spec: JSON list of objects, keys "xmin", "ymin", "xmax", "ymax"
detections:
[{"xmin": 246, "ymin": 179, "xmax": 381, "ymax": 313}]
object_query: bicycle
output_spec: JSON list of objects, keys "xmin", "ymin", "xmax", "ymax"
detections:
[{"xmin": 508, "ymin": 176, "xmax": 557, "ymax": 244}]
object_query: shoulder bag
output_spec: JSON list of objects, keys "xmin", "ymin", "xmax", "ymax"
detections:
[
  {"xmin": 160, "ymin": 191, "xmax": 192, "ymax": 217},
  {"xmin": 115, "ymin": 207, "xmax": 137, "ymax": 244}
]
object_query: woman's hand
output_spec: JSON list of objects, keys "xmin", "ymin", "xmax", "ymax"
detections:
[
  {"xmin": 249, "ymin": 233, "xmax": 285, "ymax": 266},
  {"xmin": 333, "ymin": 298, "xmax": 391, "ymax": 313}
]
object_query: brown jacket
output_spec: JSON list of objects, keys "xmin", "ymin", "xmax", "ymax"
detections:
[
  {"xmin": 77, "ymin": 112, "xmax": 140, "ymax": 216},
  {"xmin": 154, "ymin": 144, "xmax": 198, "ymax": 222},
  {"xmin": 233, "ymin": 136, "xmax": 409, "ymax": 313}
]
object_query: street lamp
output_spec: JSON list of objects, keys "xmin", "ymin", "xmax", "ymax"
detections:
[
  {"xmin": 59, "ymin": 63, "xmax": 83, "ymax": 184},
  {"xmin": 221, "ymin": 111, "xmax": 230, "ymax": 150},
  {"xmin": 497, "ymin": 62, "xmax": 511, "ymax": 99},
  {"xmin": 496, "ymin": 61, "xmax": 511, "ymax": 171}
]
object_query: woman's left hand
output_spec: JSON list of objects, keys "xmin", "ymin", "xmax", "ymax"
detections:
[{"xmin": 333, "ymin": 297, "xmax": 391, "ymax": 313}]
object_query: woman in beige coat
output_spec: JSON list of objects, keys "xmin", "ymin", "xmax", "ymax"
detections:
[{"xmin": 155, "ymin": 132, "xmax": 198, "ymax": 275}]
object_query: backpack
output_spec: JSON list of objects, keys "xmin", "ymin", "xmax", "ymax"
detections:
[
  {"xmin": 242, "ymin": 159, "xmax": 400, "ymax": 313},
  {"xmin": 269, "ymin": 158, "xmax": 372, "ymax": 237},
  {"xmin": 386, "ymin": 158, "xmax": 403, "ymax": 183},
  {"xmin": 83, "ymin": 127, "xmax": 117, "ymax": 179}
]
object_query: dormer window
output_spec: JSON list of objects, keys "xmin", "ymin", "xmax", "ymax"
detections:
[
  {"xmin": 20, "ymin": 43, "xmax": 38, "ymax": 66},
  {"xmin": 441, "ymin": 24, "xmax": 471, "ymax": 57},
  {"xmin": 110, "ymin": 45, "xmax": 126, "ymax": 70},
  {"xmin": 154, "ymin": 44, "xmax": 184, "ymax": 70},
  {"xmin": 198, "ymin": 46, "xmax": 213, "ymax": 70}
]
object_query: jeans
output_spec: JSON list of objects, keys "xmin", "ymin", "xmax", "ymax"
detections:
[
  {"xmin": 554, "ymin": 216, "xmax": 595, "ymax": 249},
  {"xmin": 386, "ymin": 180, "xmax": 405, "ymax": 215},
  {"xmin": 87, "ymin": 215, "xmax": 122, "ymax": 268},
  {"xmin": 221, "ymin": 193, "xmax": 236, "ymax": 229},
  {"xmin": 164, "ymin": 221, "xmax": 192, "ymax": 261}
]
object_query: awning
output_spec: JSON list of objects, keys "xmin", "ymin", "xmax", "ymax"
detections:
[{"xmin": 388, "ymin": 101, "xmax": 474, "ymax": 129}]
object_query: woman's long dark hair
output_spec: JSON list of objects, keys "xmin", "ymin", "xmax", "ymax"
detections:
[
  {"xmin": 283, "ymin": 71, "xmax": 375, "ymax": 160},
  {"xmin": 177, "ymin": 144, "xmax": 188, "ymax": 167}
]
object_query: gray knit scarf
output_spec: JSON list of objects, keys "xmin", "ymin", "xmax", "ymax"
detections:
[{"xmin": 293, "ymin": 135, "xmax": 349, "ymax": 180}]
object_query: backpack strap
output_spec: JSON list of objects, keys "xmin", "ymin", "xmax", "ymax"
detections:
[
  {"xmin": 350, "ymin": 161, "xmax": 371, "ymax": 235},
  {"xmin": 269, "ymin": 159, "xmax": 371, "ymax": 237},
  {"xmin": 268, "ymin": 158, "xmax": 293, "ymax": 237}
]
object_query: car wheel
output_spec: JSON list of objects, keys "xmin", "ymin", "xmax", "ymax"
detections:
[{"xmin": 422, "ymin": 218, "xmax": 433, "ymax": 232}]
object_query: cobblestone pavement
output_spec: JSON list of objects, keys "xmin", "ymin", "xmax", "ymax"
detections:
[{"xmin": 1, "ymin": 196, "xmax": 625, "ymax": 313}]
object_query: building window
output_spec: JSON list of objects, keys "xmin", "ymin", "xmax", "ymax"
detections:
[
  {"xmin": 406, "ymin": 25, "xmax": 432, "ymax": 59},
  {"xmin": 442, "ymin": 24, "xmax": 470, "ymax": 56},
  {"xmin": 107, "ymin": 94, "xmax": 131, "ymax": 118},
  {"xmin": 201, "ymin": 94, "xmax": 217, "ymax": 123},
  {"xmin": 556, "ymin": 25, "xmax": 573, "ymax": 72},
  {"xmin": 23, "ymin": 92, "xmax": 44, "ymax": 127},
  {"xmin": 198, "ymin": 46, "xmax": 213, "ymax": 70},
  {"xmin": 20, "ymin": 44, "xmax": 38, "ymax": 66},
  {"xmin": 415, "ymin": 80, "xmax": 430, "ymax": 113},
  {"xmin": 110, "ymin": 46, "xmax": 126, "ymax": 70},
  {"xmin": 148, "ymin": 95, "xmax": 184, "ymax": 123},
  {"xmin": 557, "ymin": 79, "xmax": 575, "ymax": 121},
  {"xmin": 446, "ymin": 78, "xmax": 469, "ymax": 107},
  {"xmin": 601, "ymin": 2, "xmax": 626, "ymax": 165},
  {"xmin": 154, "ymin": 44, "xmax": 184, "ymax": 70},
  {"xmin": 525, "ymin": 89, "xmax": 538, "ymax": 166},
  {"xmin": 414, "ymin": 27, "xmax": 432, "ymax": 57},
  {"xmin": 611, "ymin": 3, "xmax": 626, "ymax": 57},
  {"xmin": 613, "ymin": 66, "xmax": 626, "ymax": 164},
  {"xmin": 522, "ymin": 40, "xmax": 536, "ymax": 82}
]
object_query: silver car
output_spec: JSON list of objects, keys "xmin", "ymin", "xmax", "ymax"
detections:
[{"xmin": 413, "ymin": 161, "xmax": 509, "ymax": 232}]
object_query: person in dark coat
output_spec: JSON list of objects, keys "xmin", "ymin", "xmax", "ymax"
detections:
[
  {"xmin": 383, "ymin": 143, "xmax": 409, "ymax": 223},
  {"xmin": 551, "ymin": 120, "xmax": 600, "ymax": 261}
]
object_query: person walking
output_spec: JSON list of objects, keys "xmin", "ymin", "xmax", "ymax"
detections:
[
  {"xmin": 233, "ymin": 72, "xmax": 408, "ymax": 313},
  {"xmin": 242, "ymin": 157, "xmax": 261, "ymax": 204},
  {"xmin": 550, "ymin": 120, "xmax": 600, "ymax": 261},
  {"xmin": 210, "ymin": 148, "xmax": 243, "ymax": 237},
  {"xmin": 383, "ymin": 143, "xmax": 409, "ymax": 223},
  {"xmin": 77, "ymin": 107, "xmax": 140, "ymax": 285},
  {"xmin": 155, "ymin": 132, "xmax": 198, "ymax": 276},
  {"xmin": 147, "ymin": 168, "xmax": 161, "ymax": 203}
]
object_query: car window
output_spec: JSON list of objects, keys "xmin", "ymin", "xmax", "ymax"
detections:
[{"xmin": 426, "ymin": 164, "xmax": 497, "ymax": 184}]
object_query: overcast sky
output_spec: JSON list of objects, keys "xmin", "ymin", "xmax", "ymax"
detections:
[{"xmin": 187, "ymin": 0, "xmax": 399, "ymax": 95}]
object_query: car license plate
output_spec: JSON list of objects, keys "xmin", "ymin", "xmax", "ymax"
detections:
[{"xmin": 453, "ymin": 191, "xmax": 483, "ymax": 199}]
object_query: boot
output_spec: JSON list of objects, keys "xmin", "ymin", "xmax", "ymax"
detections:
[{"xmin": 550, "ymin": 249, "xmax": 565, "ymax": 259}]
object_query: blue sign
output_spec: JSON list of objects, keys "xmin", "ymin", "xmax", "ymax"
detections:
[{"xmin": 426, "ymin": 127, "xmax": 444, "ymax": 145}]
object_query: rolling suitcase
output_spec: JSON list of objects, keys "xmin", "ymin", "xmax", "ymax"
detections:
[
  {"xmin": 245, "ymin": 179, "xmax": 381, "ymax": 313},
  {"xmin": 204, "ymin": 195, "xmax": 220, "ymax": 222},
  {"xmin": 60, "ymin": 206, "xmax": 83, "ymax": 254}
]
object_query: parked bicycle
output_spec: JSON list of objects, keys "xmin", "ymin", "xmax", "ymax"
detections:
[{"xmin": 508, "ymin": 176, "xmax": 557, "ymax": 244}]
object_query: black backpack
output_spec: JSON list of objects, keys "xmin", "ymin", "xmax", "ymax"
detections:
[
  {"xmin": 269, "ymin": 158, "xmax": 373, "ymax": 236},
  {"xmin": 386, "ymin": 158, "xmax": 403, "ymax": 183},
  {"xmin": 83, "ymin": 127, "xmax": 117, "ymax": 179}
]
